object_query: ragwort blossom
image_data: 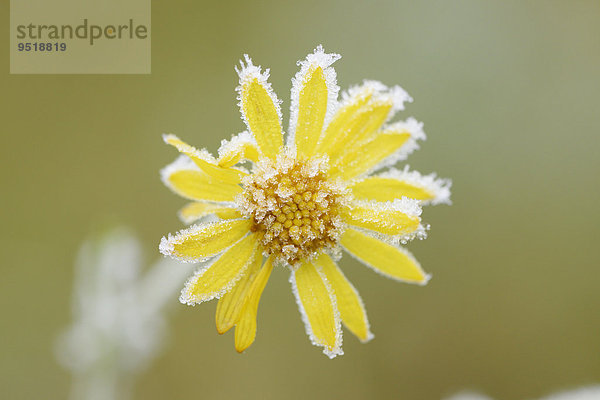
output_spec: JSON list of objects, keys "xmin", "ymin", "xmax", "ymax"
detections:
[{"xmin": 159, "ymin": 46, "xmax": 451, "ymax": 358}]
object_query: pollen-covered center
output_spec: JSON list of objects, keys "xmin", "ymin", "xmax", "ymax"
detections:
[{"xmin": 239, "ymin": 152, "xmax": 348, "ymax": 265}]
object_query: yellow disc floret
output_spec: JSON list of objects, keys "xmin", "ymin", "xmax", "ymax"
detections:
[{"xmin": 238, "ymin": 151, "xmax": 349, "ymax": 265}]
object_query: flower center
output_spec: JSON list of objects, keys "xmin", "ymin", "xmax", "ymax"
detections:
[{"xmin": 239, "ymin": 152, "xmax": 348, "ymax": 266}]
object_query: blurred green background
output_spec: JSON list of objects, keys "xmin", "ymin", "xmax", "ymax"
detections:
[{"xmin": 1, "ymin": 1, "xmax": 599, "ymax": 399}]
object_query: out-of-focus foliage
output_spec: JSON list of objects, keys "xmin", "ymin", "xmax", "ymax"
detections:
[{"xmin": 55, "ymin": 228, "xmax": 194, "ymax": 400}]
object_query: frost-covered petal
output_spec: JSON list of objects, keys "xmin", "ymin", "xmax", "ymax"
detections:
[
  {"xmin": 159, "ymin": 219, "xmax": 252, "ymax": 262},
  {"xmin": 161, "ymin": 155, "xmax": 243, "ymax": 202},
  {"xmin": 215, "ymin": 254, "xmax": 262, "ymax": 334},
  {"xmin": 331, "ymin": 118, "xmax": 425, "ymax": 180},
  {"xmin": 236, "ymin": 56, "xmax": 283, "ymax": 159},
  {"xmin": 341, "ymin": 227, "xmax": 430, "ymax": 285},
  {"xmin": 179, "ymin": 233, "xmax": 260, "ymax": 304},
  {"xmin": 163, "ymin": 134, "xmax": 247, "ymax": 184},
  {"xmin": 234, "ymin": 257, "xmax": 274, "ymax": 352},
  {"xmin": 316, "ymin": 81, "xmax": 411, "ymax": 161},
  {"xmin": 314, "ymin": 253, "xmax": 373, "ymax": 342},
  {"xmin": 350, "ymin": 166, "xmax": 452, "ymax": 205},
  {"xmin": 342, "ymin": 198, "xmax": 422, "ymax": 236},
  {"xmin": 290, "ymin": 261, "xmax": 343, "ymax": 358},
  {"xmin": 217, "ymin": 131, "xmax": 260, "ymax": 167},
  {"xmin": 289, "ymin": 45, "xmax": 340, "ymax": 158},
  {"xmin": 178, "ymin": 202, "xmax": 242, "ymax": 224}
]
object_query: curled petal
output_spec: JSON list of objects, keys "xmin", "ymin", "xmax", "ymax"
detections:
[
  {"xmin": 234, "ymin": 257, "xmax": 274, "ymax": 352},
  {"xmin": 163, "ymin": 134, "xmax": 247, "ymax": 184},
  {"xmin": 215, "ymin": 254, "xmax": 263, "ymax": 334},
  {"xmin": 217, "ymin": 131, "xmax": 260, "ymax": 167}
]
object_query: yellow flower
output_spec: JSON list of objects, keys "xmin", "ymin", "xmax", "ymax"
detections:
[{"xmin": 159, "ymin": 46, "xmax": 451, "ymax": 358}]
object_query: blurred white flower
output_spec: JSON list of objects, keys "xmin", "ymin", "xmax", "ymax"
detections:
[
  {"xmin": 55, "ymin": 228, "xmax": 196, "ymax": 400},
  {"xmin": 443, "ymin": 386, "xmax": 600, "ymax": 400},
  {"xmin": 539, "ymin": 386, "xmax": 600, "ymax": 400},
  {"xmin": 444, "ymin": 392, "xmax": 494, "ymax": 400}
]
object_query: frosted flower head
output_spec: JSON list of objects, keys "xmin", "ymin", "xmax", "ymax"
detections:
[
  {"xmin": 238, "ymin": 150, "xmax": 349, "ymax": 266},
  {"xmin": 159, "ymin": 45, "xmax": 451, "ymax": 358}
]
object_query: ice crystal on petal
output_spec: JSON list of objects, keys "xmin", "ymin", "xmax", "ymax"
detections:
[
  {"xmin": 365, "ymin": 117, "xmax": 426, "ymax": 175},
  {"xmin": 235, "ymin": 55, "xmax": 283, "ymax": 139},
  {"xmin": 160, "ymin": 154, "xmax": 198, "ymax": 184},
  {"xmin": 378, "ymin": 165, "xmax": 452, "ymax": 205},
  {"xmin": 289, "ymin": 269, "xmax": 344, "ymax": 359},
  {"xmin": 288, "ymin": 45, "xmax": 341, "ymax": 148},
  {"xmin": 238, "ymin": 151, "xmax": 350, "ymax": 266}
]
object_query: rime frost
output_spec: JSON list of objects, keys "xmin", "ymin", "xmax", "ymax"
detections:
[
  {"xmin": 288, "ymin": 45, "xmax": 341, "ymax": 148},
  {"xmin": 235, "ymin": 55, "xmax": 283, "ymax": 144},
  {"xmin": 377, "ymin": 165, "xmax": 452, "ymax": 205},
  {"xmin": 217, "ymin": 131, "xmax": 257, "ymax": 165},
  {"xmin": 238, "ymin": 150, "xmax": 350, "ymax": 266},
  {"xmin": 289, "ymin": 268, "xmax": 344, "ymax": 358}
]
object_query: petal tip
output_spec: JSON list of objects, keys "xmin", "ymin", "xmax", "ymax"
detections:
[
  {"xmin": 159, "ymin": 235, "xmax": 174, "ymax": 257},
  {"xmin": 358, "ymin": 331, "xmax": 375, "ymax": 344},
  {"xmin": 419, "ymin": 273, "xmax": 432, "ymax": 286},
  {"xmin": 323, "ymin": 346, "xmax": 344, "ymax": 359},
  {"xmin": 216, "ymin": 325, "xmax": 230, "ymax": 335}
]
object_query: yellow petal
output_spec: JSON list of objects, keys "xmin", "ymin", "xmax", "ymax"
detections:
[
  {"xmin": 314, "ymin": 253, "xmax": 373, "ymax": 342},
  {"xmin": 351, "ymin": 177, "xmax": 433, "ymax": 202},
  {"xmin": 331, "ymin": 118, "xmax": 425, "ymax": 180},
  {"xmin": 293, "ymin": 66, "xmax": 329, "ymax": 158},
  {"xmin": 178, "ymin": 202, "xmax": 242, "ymax": 224},
  {"xmin": 342, "ymin": 199, "xmax": 421, "ymax": 236},
  {"xmin": 350, "ymin": 167, "xmax": 452, "ymax": 205},
  {"xmin": 314, "ymin": 87, "xmax": 371, "ymax": 156},
  {"xmin": 341, "ymin": 227, "xmax": 430, "ymax": 285},
  {"xmin": 217, "ymin": 131, "xmax": 260, "ymax": 167},
  {"xmin": 291, "ymin": 47, "xmax": 341, "ymax": 158},
  {"xmin": 179, "ymin": 233, "xmax": 260, "ymax": 304},
  {"xmin": 163, "ymin": 134, "xmax": 246, "ymax": 185},
  {"xmin": 327, "ymin": 102, "xmax": 392, "ymax": 164},
  {"xmin": 161, "ymin": 157, "xmax": 242, "ymax": 202},
  {"xmin": 187, "ymin": 159, "xmax": 246, "ymax": 185},
  {"xmin": 291, "ymin": 261, "xmax": 343, "ymax": 358},
  {"xmin": 234, "ymin": 257, "xmax": 274, "ymax": 353},
  {"xmin": 237, "ymin": 57, "xmax": 283, "ymax": 159},
  {"xmin": 166, "ymin": 170, "xmax": 242, "ymax": 202},
  {"xmin": 160, "ymin": 219, "xmax": 252, "ymax": 262},
  {"xmin": 216, "ymin": 254, "xmax": 263, "ymax": 334},
  {"xmin": 332, "ymin": 131, "xmax": 409, "ymax": 180},
  {"xmin": 316, "ymin": 81, "xmax": 410, "ymax": 160}
]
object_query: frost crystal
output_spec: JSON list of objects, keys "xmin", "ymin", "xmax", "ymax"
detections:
[
  {"xmin": 378, "ymin": 165, "xmax": 452, "ymax": 205},
  {"xmin": 288, "ymin": 45, "xmax": 341, "ymax": 148},
  {"xmin": 238, "ymin": 151, "xmax": 350, "ymax": 266}
]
